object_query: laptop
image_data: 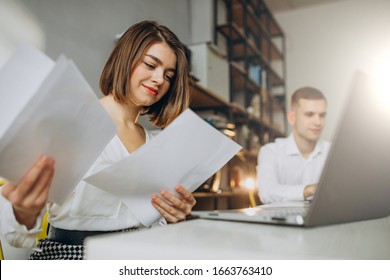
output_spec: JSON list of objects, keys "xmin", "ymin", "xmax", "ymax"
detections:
[{"xmin": 192, "ymin": 71, "xmax": 390, "ymax": 227}]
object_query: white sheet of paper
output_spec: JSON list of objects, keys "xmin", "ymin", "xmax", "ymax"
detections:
[
  {"xmin": 0, "ymin": 44, "xmax": 54, "ymax": 138},
  {"xmin": 0, "ymin": 44, "xmax": 117, "ymax": 205},
  {"xmin": 84, "ymin": 109, "xmax": 242, "ymax": 226}
]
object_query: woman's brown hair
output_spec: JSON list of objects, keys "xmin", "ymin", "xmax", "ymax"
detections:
[{"xmin": 100, "ymin": 20, "xmax": 190, "ymax": 128}]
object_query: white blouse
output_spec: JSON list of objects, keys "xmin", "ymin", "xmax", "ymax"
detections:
[{"xmin": 0, "ymin": 128, "xmax": 164, "ymax": 248}]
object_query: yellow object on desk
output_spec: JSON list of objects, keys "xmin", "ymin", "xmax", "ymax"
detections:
[
  {"xmin": 244, "ymin": 178, "xmax": 257, "ymax": 207},
  {"xmin": 0, "ymin": 179, "xmax": 4, "ymax": 186},
  {"xmin": 0, "ymin": 241, "xmax": 3, "ymax": 260},
  {"xmin": 36, "ymin": 211, "xmax": 49, "ymax": 242}
]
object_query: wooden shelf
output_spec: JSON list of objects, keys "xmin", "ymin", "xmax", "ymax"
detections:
[
  {"xmin": 193, "ymin": 189, "xmax": 261, "ymax": 210},
  {"xmin": 219, "ymin": 1, "xmax": 285, "ymax": 68},
  {"xmin": 230, "ymin": 62, "xmax": 261, "ymax": 93},
  {"xmin": 260, "ymin": 6, "xmax": 284, "ymax": 37},
  {"xmin": 189, "ymin": 81, "xmax": 284, "ymax": 147},
  {"xmin": 193, "ymin": 192, "xmax": 233, "ymax": 198},
  {"xmin": 189, "ymin": 0, "xmax": 286, "ymax": 211},
  {"xmin": 189, "ymin": 80, "xmax": 230, "ymax": 110}
]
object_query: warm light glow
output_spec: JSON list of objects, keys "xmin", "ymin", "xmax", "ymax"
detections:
[
  {"xmin": 375, "ymin": 72, "xmax": 390, "ymax": 104},
  {"xmin": 244, "ymin": 178, "xmax": 257, "ymax": 207},
  {"xmin": 243, "ymin": 208, "xmax": 258, "ymax": 216},
  {"xmin": 226, "ymin": 123, "xmax": 236, "ymax": 130},
  {"xmin": 244, "ymin": 178, "xmax": 255, "ymax": 190},
  {"xmin": 371, "ymin": 53, "xmax": 390, "ymax": 107},
  {"xmin": 222, "ymin": 129, "xmax": 236, "ymax": 137}
]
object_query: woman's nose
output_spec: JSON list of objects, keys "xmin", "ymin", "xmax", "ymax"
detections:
[{"xmin": 151, "ymin": 69, "xmax": 164, "ymax": 85}]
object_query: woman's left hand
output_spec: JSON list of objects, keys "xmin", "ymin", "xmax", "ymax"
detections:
[{"xmin": 151, "ymin": 185, "xmax": 196, "ymax": 223}]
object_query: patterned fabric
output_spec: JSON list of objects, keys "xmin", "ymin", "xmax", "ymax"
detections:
[
  {"xmin": 29, "ymin": 239, "xmax": 84, "ymax": 260},
  {"xmin": 29, "ymin": 227, "xmax": 141, "ymax": 260}
]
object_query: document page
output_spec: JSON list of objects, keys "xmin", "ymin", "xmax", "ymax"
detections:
[
  {"xmin": 0, "ymin": 44, "xmax": 116, "ymax": 204},
  {"xmin": 85, "ymin": 109, "xmax": 242, "ymax": 226}
]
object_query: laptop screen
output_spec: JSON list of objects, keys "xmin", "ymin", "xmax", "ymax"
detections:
[{"xmin": 306, "ymin": 70, "xmax": 390, "ymax": 226}]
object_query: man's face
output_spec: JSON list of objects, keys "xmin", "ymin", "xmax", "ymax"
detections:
[{"xmin": 288, "ymin": 98, "xmax": 327, "ymax": 143}]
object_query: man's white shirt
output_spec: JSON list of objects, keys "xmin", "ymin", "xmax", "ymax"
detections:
[{"xmin": 257, "ymin": 134, "xmax": 331, "ymax": 204}]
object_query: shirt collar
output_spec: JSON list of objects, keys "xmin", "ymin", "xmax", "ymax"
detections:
[
  {"xmin": 286, "ymin": 133, "xmax": 325, "ymax": 158},
  {"xmin": 311, "ymin": 140, "xmax": 325, "ymax": 158},
  {"xmin": 286, "ymin": 134, "xmax": 301, "ymax": 156}
]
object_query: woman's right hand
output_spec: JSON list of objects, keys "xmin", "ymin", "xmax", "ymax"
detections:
[{"xmin": 1, "ymin": 156, "xmax": 55, "ymax": 229}]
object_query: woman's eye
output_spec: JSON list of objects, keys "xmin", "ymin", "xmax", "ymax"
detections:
[
  {"xmin": 165, "ymin": 74, "xmax": 174, "ymax": 82},
  {"xmin": 144, "ymin": 62, "xmax": 155, "ymax": 69}
]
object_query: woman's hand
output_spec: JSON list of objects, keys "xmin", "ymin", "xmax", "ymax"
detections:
[
  {"xmin": 1, "ymin": 156, "xmax": 55, "ymax": 229},
  {"xmin": 151, "ymin": 185, "xmax": 196, "ymax": 223}
]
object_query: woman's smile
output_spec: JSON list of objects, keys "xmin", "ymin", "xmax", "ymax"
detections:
[{"xmin": 142, "ymin": 84, "xmax": 158, "ymax": 96}]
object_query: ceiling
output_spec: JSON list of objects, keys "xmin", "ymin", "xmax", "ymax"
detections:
[{"xmin": 264, "ymin": 0, "xmax": 348, "ymax": 13}]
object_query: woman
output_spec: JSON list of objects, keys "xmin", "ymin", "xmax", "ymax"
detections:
[{"xmin": 0, "ymin": 20, "xmax": 196, "ymax": 260}]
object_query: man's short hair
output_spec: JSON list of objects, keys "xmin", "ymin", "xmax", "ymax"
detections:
[{"xmin": 291, "ymin": 87, "xmax": 326, "ymax": 108}]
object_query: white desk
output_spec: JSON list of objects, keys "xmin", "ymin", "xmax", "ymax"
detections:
[{"xmin": 85, "ymin": 215, "xmax": 390, "ymax": 260}]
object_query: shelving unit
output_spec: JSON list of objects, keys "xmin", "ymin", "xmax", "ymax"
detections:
[
  {"xmin": 214, "ymin": 0, "xmax": 287, "ymax": 139},
  {"xmin": 189, "ymin": 0, "xmax": 287, "ymax": 210}
]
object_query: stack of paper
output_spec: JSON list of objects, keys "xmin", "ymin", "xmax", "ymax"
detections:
[
  {"xmin": 0, "ymin": 44, "xmax": 116, "ymax": 205},
  {"xmin": 85, "ymin": 109, "xmax": 242, "ymax": 226}
]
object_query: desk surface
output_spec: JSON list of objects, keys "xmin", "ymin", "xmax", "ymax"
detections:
[{"xmin": 85, "ymin": 216, "xmax": 390, "ymax": 260}]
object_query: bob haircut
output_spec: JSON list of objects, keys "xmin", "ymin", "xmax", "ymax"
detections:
[{"xmin": 99, "ymin": 20, "xmax": 190, "ymax": 128}]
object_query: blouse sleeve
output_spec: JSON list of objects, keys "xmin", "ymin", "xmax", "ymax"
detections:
[
  {"xmin": 0, "ymin": 194, "xmax": 45, "ymax": 248},
  {"xmin": 151, "ymin": 217, "xmax": 167, "ymax": 227}
]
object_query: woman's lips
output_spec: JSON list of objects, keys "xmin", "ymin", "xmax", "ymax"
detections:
[{"xmin": 143, "ymin": 84, "xmax": 158, "ymax": 96}]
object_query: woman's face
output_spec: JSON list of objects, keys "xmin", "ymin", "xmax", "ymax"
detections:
[{"xmin": 129, "ymin": 42, "xmax": 177, "ymax": 107}]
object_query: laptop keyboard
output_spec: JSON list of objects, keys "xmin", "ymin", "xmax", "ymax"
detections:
[
  {"xmin": 192, "ymin": 202, "xmax": 310, "ymax": 225},
  {"xmin": 262, "ymin": 208, "xmax": 308, "ymax": 218}
]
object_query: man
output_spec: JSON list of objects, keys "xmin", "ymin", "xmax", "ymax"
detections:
[{"xmin": 257, "ymin": 87, "xmax": 330, "ymax": 204}]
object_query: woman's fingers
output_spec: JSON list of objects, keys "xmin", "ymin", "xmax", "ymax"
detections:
[
  {"xmin": 22, "ymin": 159, "xmax": 55, "ymax": 208},
  {"xmin": 1, "ymin": 181, "xmax": 16, "ymax": 201},
  {"xmin": 35, "ymin": 163, "xmax": 55, "ymax": 206},
  {"xmin": 1, "ymin": 156, "xmax": 54, "ymax": 227},
  {"xmin": 151, "ymin": 185, "xmax": 196, "ymax": 223},
  {"xmin": 175, "ymin": 185, "xmax": 196, "ymax": 207},
  {"xmin": 11, "ymin": 156, "xmax": 52, "ymax": 200},
  {"xmin": 151, "ymin": 197, "xmax": 182, "ymax": 223},
  {"xmin": 152, "ymin": 194, "xmax": 183, "ymax": 216},
  {"xmin": 2, "ymin": 157, "xmax": 54, "ymax": 213}
]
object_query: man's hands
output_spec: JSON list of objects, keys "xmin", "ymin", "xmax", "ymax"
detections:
[{"xmin": 304, "ymin": 184, "xmax": 317, "ymax": 200}]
